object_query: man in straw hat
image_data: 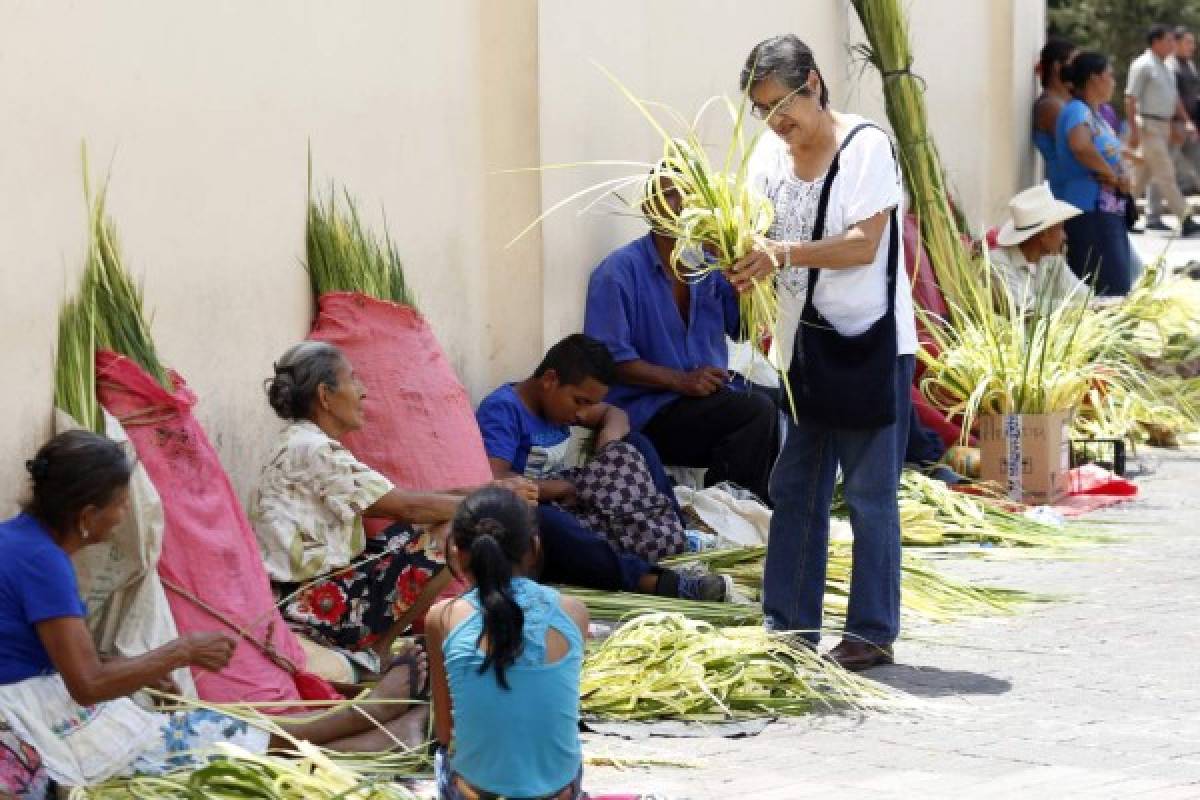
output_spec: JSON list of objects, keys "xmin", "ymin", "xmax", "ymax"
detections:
[{"xmin": 990, "ymin": 183, "xmax": 1087, "ymax": 312}]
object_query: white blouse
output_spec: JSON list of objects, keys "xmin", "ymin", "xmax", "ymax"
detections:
[{"xmin": 750, "ymin": 116, "xmax": 919, "ymax": 371}]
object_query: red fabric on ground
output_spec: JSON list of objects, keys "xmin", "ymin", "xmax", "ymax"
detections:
[
  {"xmin": 1052, "ymin": 465, "xmax": 1138, "ymax": 516},
  {"xmin": 310, "ymin": 293, "xmax": 492, "ymax": 537},
  {"xmin": 96, "ymin": 352, "xmax": 309, "ymax": 703},
  {"xmin": 1068, "ymin": 464, "xmax": 1138, "ymax": 496}
]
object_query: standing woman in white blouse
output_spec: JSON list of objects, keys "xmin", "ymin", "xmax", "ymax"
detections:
[{"xmin": 731, "ymin": 35, "xmax": 919, "ymax": 671}]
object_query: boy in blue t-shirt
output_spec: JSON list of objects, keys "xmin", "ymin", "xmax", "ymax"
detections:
[{"xmin": 476, "ymin": 334, "xmax": 727, "ymax": 601}]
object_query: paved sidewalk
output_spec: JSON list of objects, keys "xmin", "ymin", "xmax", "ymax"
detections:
[{"xmin": 582, "ymin": 447, "xmax": 1200, "ymax": 799}]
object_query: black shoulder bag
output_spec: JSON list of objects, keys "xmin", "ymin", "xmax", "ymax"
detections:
[{"xmin": 787, "ymin": 123, "xmax": 900, "ymax": 430}]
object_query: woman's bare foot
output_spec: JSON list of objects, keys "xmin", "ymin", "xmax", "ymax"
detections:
[{"xmin": 377, "ymin": 641, "xmax": 429, "ymax": 700}]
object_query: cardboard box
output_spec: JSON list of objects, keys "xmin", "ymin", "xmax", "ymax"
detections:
[{"xmin": 978, "ymin": 411, "xmax": 1071, "ymax": 505}]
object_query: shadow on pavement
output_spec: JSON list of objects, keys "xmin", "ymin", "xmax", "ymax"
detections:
[{"xmin": 864, "ymin": 664, "xmax": 1013, "ymax": 698}]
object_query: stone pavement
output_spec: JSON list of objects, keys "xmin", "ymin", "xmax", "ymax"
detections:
[
  {"xmin": 581, "ymin": 447, "xmax": 1200, "ymax": 799},
  {"xmin": 1132, "ymin": 226, "xmax": 1200, "ymax": 272}
]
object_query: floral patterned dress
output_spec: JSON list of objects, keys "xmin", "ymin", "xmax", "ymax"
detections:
[{"xmin": 249, "ymin": 421, "xmax": 442, "ymax": 652}]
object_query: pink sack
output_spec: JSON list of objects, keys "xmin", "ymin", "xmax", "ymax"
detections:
[
  {"xmin": 96, "ymin": 351, "xmax": 307, "ymax": 704},
  {"xmin": 309, "ymin": 292, "xmax": 493, "ymax": 535}
]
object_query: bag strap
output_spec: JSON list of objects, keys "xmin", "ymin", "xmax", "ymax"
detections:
[{"xmin": 804, "ymin": 123, "xmax": 899, "ymax": 316}]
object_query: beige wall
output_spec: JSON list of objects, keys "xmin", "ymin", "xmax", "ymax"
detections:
[
  {"xmin": 0, "ymin": 1, "xmax": 1041, "ymax": 513},
  {"xmin": 537, "ymin": 0, "xmax": 1045, "ymax": 344}
]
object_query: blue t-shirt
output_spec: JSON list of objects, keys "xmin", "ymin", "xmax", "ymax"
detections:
[
  {"xmin": 1055, "ymin": 98, "xmax": 1123, "ymax": 212},
  {"xmin": 0, "ymin": 513, "xmax": 86, "ymax": 685},
  {"xmin": 476, "ymin": 384, "xmax": 571, "ymax": 479},
  {"xmin": 583, "ymin": 234, "xmax": 741, "ymax": 430}
]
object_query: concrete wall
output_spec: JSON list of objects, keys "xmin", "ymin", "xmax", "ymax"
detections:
[{"xmin": 0, "ymin": 0, "xmax": 1041, "ymax": 513}]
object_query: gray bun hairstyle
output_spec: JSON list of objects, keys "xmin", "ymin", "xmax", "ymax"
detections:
[{"xmin": 265, "ymin": 341, "xmax": 346, "ymax": 420}]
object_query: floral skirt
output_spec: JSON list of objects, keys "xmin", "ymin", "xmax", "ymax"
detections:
[
  {"xmin": 130, "ymin": 709, "xmax": 270, "ymax": 775},
  {"xmin": 0, "ymin": 720, "xmax": 48, "ymax": 800},
  {"xmin": 277, "ymin": 523, "xmax": 442, "ymax": 652}
]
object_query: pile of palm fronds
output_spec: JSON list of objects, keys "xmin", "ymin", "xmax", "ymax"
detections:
[
  {"xmin": 580, "ymin": 613, "xmax": 907, "ymax": 720},
  {"xmin": 74, "ymin": 694, "xmax": 432, "ymax": 799},
  {"xmin": 72, "ymin": 742, "xmax": 421, "ymax": 799},
  {"xmin": 306, "ymin": 167, "xmax": 416, "ymax": 307},
  {"xmin": 894, "ymin": 472, "xmax": 1111, "ymax": 550},
  {"xmin": 565, "ymin": 544, "xmax": 1048, "ymax": 627}
]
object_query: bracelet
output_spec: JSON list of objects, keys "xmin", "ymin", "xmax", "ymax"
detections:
[{"xmin": 782, "ymin": 242, "xmax": 792, "ymax": 270}]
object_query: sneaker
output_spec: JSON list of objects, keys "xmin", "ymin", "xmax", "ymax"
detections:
[
  {"xmin": 1144, "ymin": 218, "xmax": 1171, "ymax": 231},
  {"xmin": 1182, "ymin": 218, "xmax": 1200, "ymax": 238},
  {"xmin": 925, "ymin": 463, "xmax": 966, "ymax": 486},
  {"xmin": 676, "ymin": 572, "xmax": 730, "ymax": 602}
]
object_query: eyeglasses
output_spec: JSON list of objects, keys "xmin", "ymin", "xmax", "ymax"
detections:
[{"xmin": 749, "ymin": 89, "xmax": 809, "ymax": 121}]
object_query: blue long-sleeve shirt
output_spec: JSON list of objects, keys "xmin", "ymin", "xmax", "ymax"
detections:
[{"xmin": 583, "ymin": 234, "xmax": 740, "ymax": 430}]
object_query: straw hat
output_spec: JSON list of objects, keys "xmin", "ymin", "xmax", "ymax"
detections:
[{"xmin": 996, "ymin": 183, "xmax": 1081, "ymax": 246}]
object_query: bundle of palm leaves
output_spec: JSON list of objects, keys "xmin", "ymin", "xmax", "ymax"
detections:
[
  {"xmin": 306, "ymin": 164, "xmax": 415, "ymax": 307},
  {"xmin": 83, "ymin": 160, "xmax": 172, "ymax": 389},
  {"xmin": 508, "ymin": 65, "xmax": 779, "ymax": 361},
  {"xmin": 54, "ymin": 289, "xmax": 102, "ymax": 432}
]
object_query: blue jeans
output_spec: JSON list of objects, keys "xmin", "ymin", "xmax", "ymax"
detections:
[
  {"xmin": 762, "ymin": 355, "xmax": 914, "ymax": 646},
  {"xmin": 536, "ymin": 432, "xmax": 672, "ymax": 592},
  {"xmin": 1064, "ymin": 210, "xmax": 1132, "ymax": 296}
]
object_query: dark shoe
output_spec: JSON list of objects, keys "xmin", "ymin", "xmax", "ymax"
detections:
[
  {"xmin": 1181, "ymin": 218, "xmax": 1200, "ymax": 238},
  {"xmin": 825, "ymin": 639, "xmax": 894, "ymax": 672},
  {"xmin": 1145, "ymin": 218, "xmax": 1171, "ymax": 231},
  {"xmin": 673, "ymin": 572, "xmax": 730, "ymax": 602},
  {"xmin": 925, "ymin": 464, "xmax": 966, "ymax": 486}
]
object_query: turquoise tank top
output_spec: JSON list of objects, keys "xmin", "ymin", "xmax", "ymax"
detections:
[{"xmin": 444, "ymin": 578, "xmax": 583, "ymax": 797}]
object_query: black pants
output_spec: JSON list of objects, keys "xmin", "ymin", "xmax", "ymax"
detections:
[{"xmin": 642, "ymin": 386, "xmax": 779, "ymax": 504}]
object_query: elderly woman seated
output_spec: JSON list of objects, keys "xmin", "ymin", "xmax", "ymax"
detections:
[
  {"xmin": 250, "ymin": 342, "xmax": 533, "ymax": 677},
  {"xmin": 0, "ymin": 431, "xmax": 430, "ymax": 792}
]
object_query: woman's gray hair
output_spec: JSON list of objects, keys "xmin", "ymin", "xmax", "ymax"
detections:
[
  {"xmin": 265, "ymin": 341, "xmax": 346, "ymax": 420},
  {"xmin": 740, "ymin": 34, "xmax": 829, "ymax": 109}
]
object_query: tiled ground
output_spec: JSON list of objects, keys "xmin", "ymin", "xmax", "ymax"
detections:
[{"xmin": 582, "ymin": 447, "xmax": 1200, "ymax": 799}]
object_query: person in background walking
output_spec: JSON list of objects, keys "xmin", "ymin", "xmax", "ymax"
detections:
[
  {"xmin": 1126, "ymin": 24, "xmax": 1200, "ymax": 237},
  {"xmin": 1147, "ymin": 26, "xmax": 1200, "ymax": 229},
  {"xmin": 1033, "ymin": 38, "xmax": 1077, "ymax": 196},
  {"xmin": 1057, "ymin": 52, "xmax": 1135, "ymax": 295}
]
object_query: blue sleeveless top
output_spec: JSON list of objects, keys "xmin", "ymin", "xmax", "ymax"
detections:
[
  {"xmin": 444, "ymin": 578, "xmax": 583, "ymax": 797},
  {"xmin": 1033, "ymin": 129, "xmax": 1062, "ymax": 195}
]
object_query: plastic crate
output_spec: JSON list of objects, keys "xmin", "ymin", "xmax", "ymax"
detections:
[{"xmin": 1069, "ymin": 438, "xmax": 1126, "ymax": 477}]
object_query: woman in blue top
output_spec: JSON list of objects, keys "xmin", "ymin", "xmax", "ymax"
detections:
[
  {"xmin": 1033, "ymin": 38, "xmax": 1076, "ymax": 196},
  {"xmin": 426, "ymin": 487, "xmax": 588, "ymax": 800},
  {"xmin": 1055, "ymin": 51, "xmax": 1134, "ymax": 295},
  {"xmin": 0, "ymin": 431, "xmax": 432, "ymax": 790}
]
